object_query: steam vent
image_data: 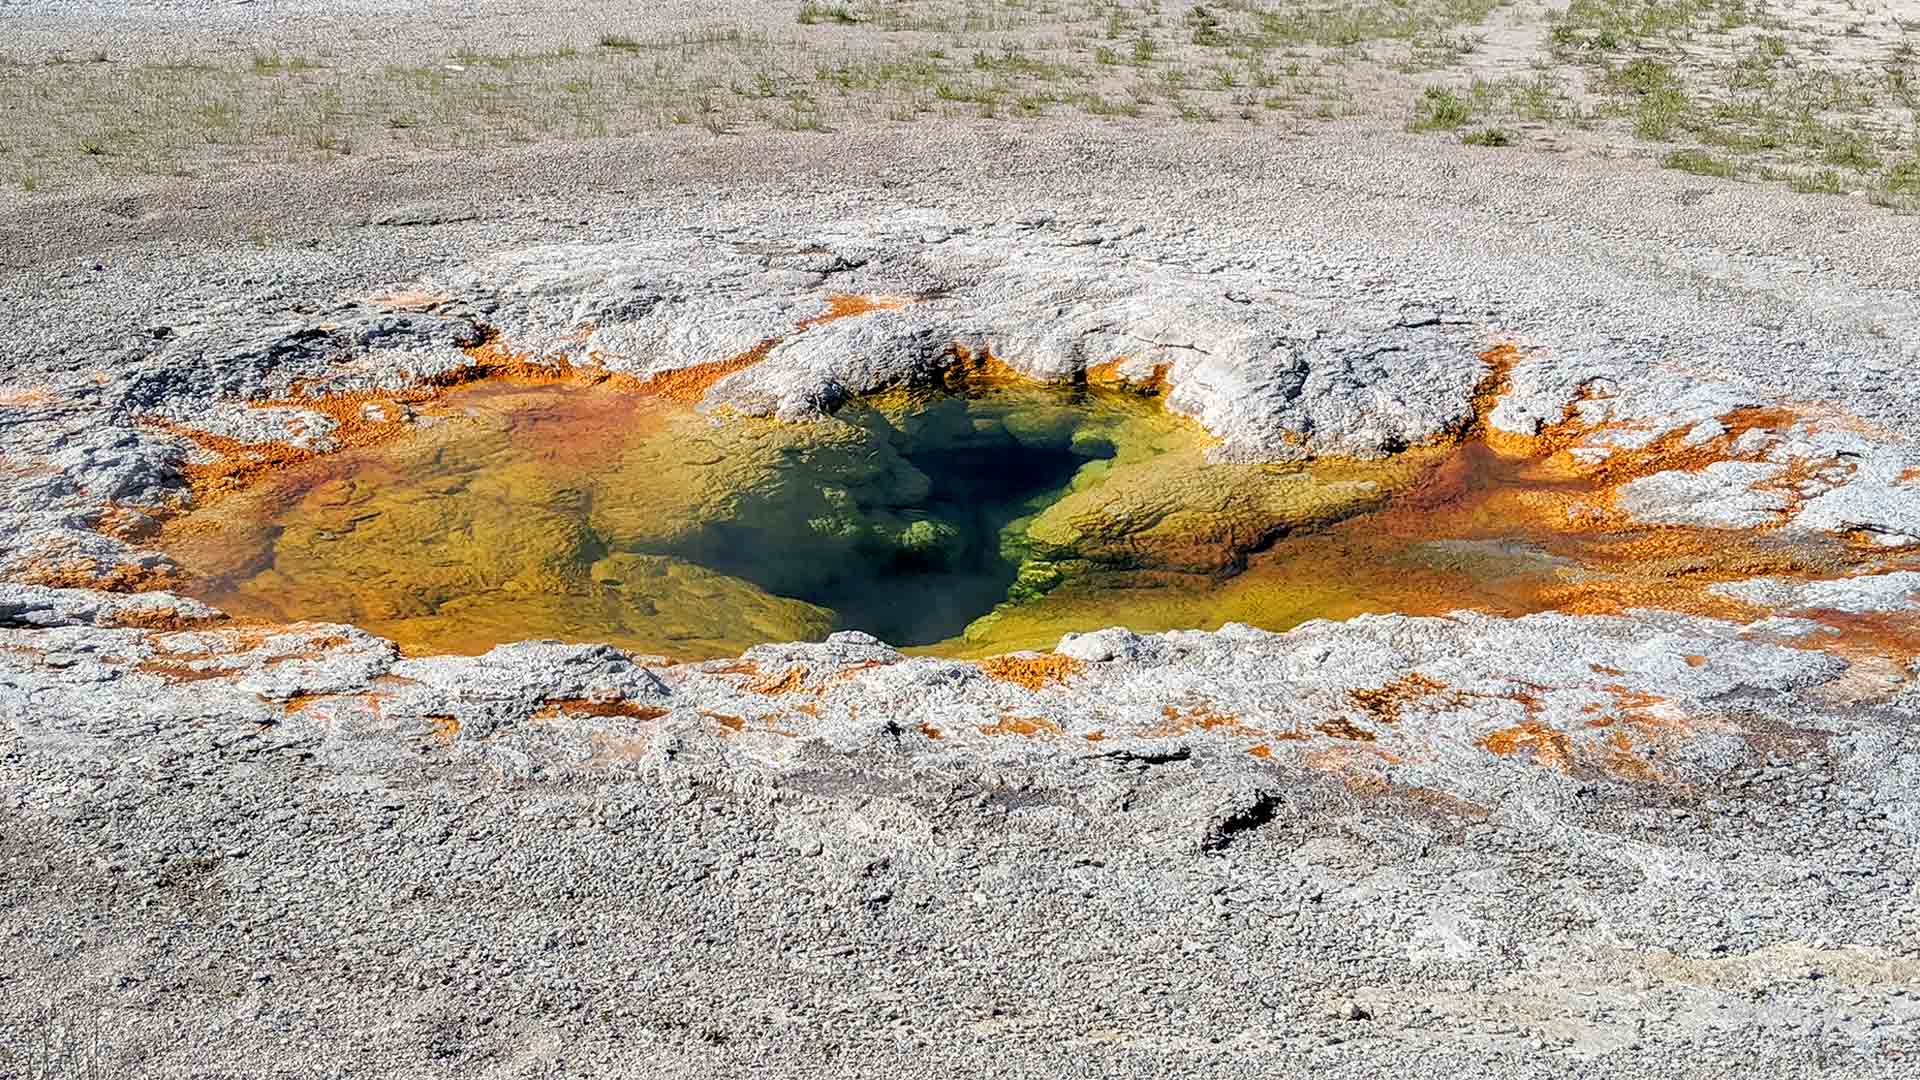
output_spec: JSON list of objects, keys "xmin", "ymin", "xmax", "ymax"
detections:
[{"xmin": 5, "ymin": 18, "xmax": 1920, "ymax": 1069}]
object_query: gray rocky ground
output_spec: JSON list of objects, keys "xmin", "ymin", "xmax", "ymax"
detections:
[{"xmin": 3, "ymin": 3, "xmax": 1920, "ymax": 1079}]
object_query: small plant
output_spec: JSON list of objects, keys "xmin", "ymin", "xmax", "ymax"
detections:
[
  {"xmin": 597, "ymin": 32, "xmax": 641, "ymax": 49},
  {"xmin": 1189, "ymin": 5, "xmax": 1227, "ymax": 47},
  {"xmin": 1408, "ymin": 85, "xmax": 1471, "ymax": 131},
  {"xmin": 78, "ymin": 135, "xmax": 108, "ymax": 156},
  {"xmin": 1081, "ymin": 94, "xmax": 1142, "ymax": 118},
  {"xmin": 19, "ymin": 170, "xmax": 38, "ymax": 192},
  {"xmin": 1462, "ymin": 126, "xmax": 1512, "ymax": 146},
  {"xmin": 1885, "ymin": 158, "xmax": 1920, "ymax": 196},
  {"xmin": 797, "ymin": 2, "xmax": 859, "ymax": 25},
  {"xmin": 773, "ymin": 95, "xmax": 827, "ymax": 131},
  {"xmin": 304, "ymin": 126, "xmax": 349, "ymax": 154},
  {"xmin": 1132, "ymin": 35, "xmax": 1156, "ymax": 64},
  {"xmin": 1612, "ymin": 58, "xmax": 1677, "ymax": 97},
  {"xmin": 251, "ymin": 52, "xmax": 322, "ymax": 73},
  {"xmin": 1786, "ymin": 168, "xmax": 1847, "ymax": 194},
  {"xmin": 1094, "ymin": 46, "xmax": 1120, "ymax": 65},
  {"xmin": 1632, "ymin": 90, "xmax": 1687, "ymax": 140},
  {"xmin": 699, "ymin": 96, "xmax": 728, "ymax": 136},
  {"xmin": 1661, "ymin": 148, "xmax": 1737, "ymax": 178},
  {"xmin": 1822, "ymin": 132, "xmax": 1882, "ymax": 171}
]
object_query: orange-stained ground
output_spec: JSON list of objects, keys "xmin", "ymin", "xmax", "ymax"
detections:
[{"xmin": 117, "ymin": 333, "xmax": 1920, "ymax": 719}]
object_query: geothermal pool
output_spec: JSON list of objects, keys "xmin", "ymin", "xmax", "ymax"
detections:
[{"xmin": 157, "ymin": 379, "xmax": 1861, "ymax": 660}]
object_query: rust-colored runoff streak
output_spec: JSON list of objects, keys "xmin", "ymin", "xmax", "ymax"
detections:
[
  {"xmin": 1600, "ymin": 684, "xmax": 1667, "ymax": 716},
  {"xmin": 794, "ymin": 293, "xmax": 912, "ymax": 331},
  {"xmin": 1479, "ymin": 721, "xmax": 1575, "ymax": 772},
  {"xmin": 1348, "ymin": 673, "xmax": 1461, "ymax": 724},
  {"xmin": 679, "ymin": 703, "xmax": 798, "ymax": 738},
  {"xmin": 1603, "ymin": 730, "xmax": 1664, "ymax": 783},
  {"xmin": 1314, "ymin": 717, "xmax": 1378, "ymax": 743},
  {"xmin": 979, "ymin": 713, "xmax": 1063, "ymax": 737},
  {"xmin": 424, "ymin": 715, "xmax": 460, "ymax": 744},
  {"xmin": 630, "ymin": 339, "xmax": 774, "ymax": 404},
  {"xmin": 107, "ymin": 603, "xmax": 222, "ymax": 631},
  {"xmin": 132, "ymin": 628, "xmax": 275, "ymax": 682},
  {"xmin": 1458, "ymin": 343, "xmax": 1521, "ymax": 444},
  {"xmin": 745, "ymin": 666, "xmax": 810, "ymax": 695},
  {"xmin": 1790, "ymin": 607, "xmax": 1920, "ymax": 667},
  {"xmin": 135, "ymin": 658, "xmax": 242, "ymax": 683},
  {"xmin": 1151, "ymin": 703, "xmax": 1259, "ymax": 738},
  {"xmin": 976, "ymin": 653, "xmax": 1085, "ymax": 690},
  {"xmin": 1297, "ymin": 341, "xmax": 1919, "ymax": 629},
  {"xmin": 1084, "ymin": 357, "xmax": 1174, "ymax": 396},
  {"xmin": 532, "ymin": 698, "xmax": 671, "ymax": 722},
  {"xmin": 938, "ymin": 345, "xmax": 1036, "ymax": 393},
  {"xmin": 12, "ymin": 556, "xmax": 187, "ymax": 595},
  {"xmin": 0, "ymin": 385, "xmax": 57, "ymax": 408},
  {"xmin": 89, "ymin": 502, "xmax": 165, "ymax": 544}
]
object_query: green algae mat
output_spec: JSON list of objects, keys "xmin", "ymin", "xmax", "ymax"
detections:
[{"xmin": 159, "ymin": 379, "xmax": 1853, "ymax": 660}]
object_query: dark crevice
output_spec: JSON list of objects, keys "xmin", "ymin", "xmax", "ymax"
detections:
[{"xmin": 685, "ymin": 398, "xmax": 1116, "ymax": 646}]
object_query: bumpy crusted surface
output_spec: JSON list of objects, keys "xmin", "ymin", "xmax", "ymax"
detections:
[{"xmin": 4, "ymin": 81, "xmax": 1920, "ymax": 1080}]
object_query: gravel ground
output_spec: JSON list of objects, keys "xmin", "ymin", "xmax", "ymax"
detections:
[{"xmin": 3, "ymin": 4, "xmax": 1920, "ymax": 1079}]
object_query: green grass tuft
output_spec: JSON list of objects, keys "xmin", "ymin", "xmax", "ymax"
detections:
[
  {"xmin": 797, "ymin": 2, "xmax": 860, "ymax": 25},
  {"xmin": 1408, "ymin": 85, "xmax": 1471, "ymax": 130},
  {"xmin": 1785, "ymin": 168, "xmax": 1846, "ymax": 194},
  {"xmin": 1661, "ymin": 148, "xmax": 1737, "ymax": 177}
]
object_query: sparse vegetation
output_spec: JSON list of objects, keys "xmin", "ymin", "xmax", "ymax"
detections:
[
  {"xmin": 1662, "ymin": 147, "xmax": 1739, "ymax": 177},
  {"xmin": 1784, "ymin": 167, "xmax": 1846, "ymax": 194},
  {"xmin": 0, "ymin": 0, "xmax": 1909, "ymax": 210},
  {"xmin": 797, "ymin": 2, "xmax": 860, "ymax": 26},
  {"xmin": 250, "ymin": 52, "xmax": 322, "ymax": 73},
  {"xmin": 1409, "ymin": 85, "xmax": 1472, "ymax": 130},
  {"xmin": 1545, "ymin": 0, "xmax": 1918, "ymax": 201},
  {"xmin": 1876, "ymin": 156, "xmax": 1920, "ymax": 210}
]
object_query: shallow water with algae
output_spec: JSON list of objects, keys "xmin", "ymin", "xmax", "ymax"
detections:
[{"xmin": 161, "ymin": 382, "xmax": 1864, "ymax": 660}]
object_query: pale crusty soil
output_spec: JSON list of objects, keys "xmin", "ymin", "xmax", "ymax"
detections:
[{"xmin": 2, "ymin": 4, "xmax": 1919, "ymax": 1080}]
